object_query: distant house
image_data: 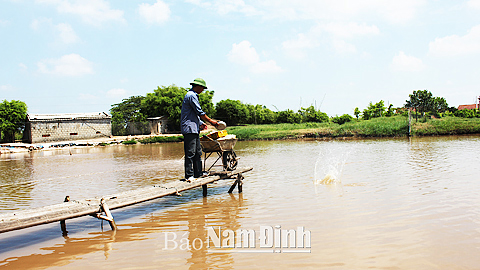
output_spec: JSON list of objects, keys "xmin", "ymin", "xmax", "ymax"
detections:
[
  {"xmin": 458, "ymin": 104, "xmax": 478, "ymax": 110},
  {"xmin": 147, "ymin": 116, "xmax": 169, "ymax": 135},
  {"xmin": 23, "ymin": 112, "xmax": 112, "ymax": 143},
  {"xmin": 124, "ymin": 116, "xmax": 169, "ymax": 135}
]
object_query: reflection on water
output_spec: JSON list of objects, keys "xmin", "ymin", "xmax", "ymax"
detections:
[
  {"xmin": 0, "ymin": 144, "xmax": 186, "ymax": 211},
  {"xmin": 0, "ymin": 191, "xmax": 244, "ymax": 270},
  {"xmin": 1, "ymin": 135, "xmax": 480, "ymax": 269}
]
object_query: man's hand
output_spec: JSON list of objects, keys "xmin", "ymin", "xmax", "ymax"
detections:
[
  {"xmin": 210, "ymin": 120, "xmax": 218, "ymax": 127},
  {"xmin": 200, "ymin": 123, "xmax": 207, "ymax": 130}
]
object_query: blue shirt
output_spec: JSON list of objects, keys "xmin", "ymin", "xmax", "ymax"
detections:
[{"xmin": 180, "ymin": 89, "xmax": 205, "ymax": 134}]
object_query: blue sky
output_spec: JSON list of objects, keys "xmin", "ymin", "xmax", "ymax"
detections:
[{"xmin": 1, "ymin": 0, "xmax": 480, "ymax": 116}]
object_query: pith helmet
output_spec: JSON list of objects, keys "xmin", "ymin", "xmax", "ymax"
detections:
[{"xmin": 190, "ymin": 78, "xmax": 208, "ymax": 89}]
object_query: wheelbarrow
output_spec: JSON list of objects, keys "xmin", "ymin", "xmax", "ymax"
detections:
[{"xmin": 200, "ymin": 134, "xmax": 238, "ymax": 172}]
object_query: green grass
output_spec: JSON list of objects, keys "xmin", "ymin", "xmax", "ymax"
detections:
[
  {"xmin": 332, "ymin": 116, "xmax": 408, "ymax": 137},
  {"xmin": 138, "ymin": 135, "xmax": 184, "ymax": 144},
  {"xmin": 226, "ymin": 116, "xmax": 480, "ymax": 140},
  {"xmin": 412, "ymin": 116, "xmax": 480, "ymax": 136},
  {"xmin": 122, "ymin": 139, "xmax": 138, "ymax": 145},
  {"xmin": 227, "ymin": 122, "xmax": 334, "ymax": 140}
]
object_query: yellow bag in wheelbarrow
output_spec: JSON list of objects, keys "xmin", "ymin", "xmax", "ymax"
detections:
[{"xmin": 207, "ymin": 130, "xmax": 228, "ymax": 140}]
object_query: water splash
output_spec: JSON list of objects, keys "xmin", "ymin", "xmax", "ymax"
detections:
[
  {"xmin": 318, "ymin": 173, "xmax": 337, "ymax": 185},
  {"xmin": 314, "ymin": 142, "xmax": 352, "ymax": 186}
]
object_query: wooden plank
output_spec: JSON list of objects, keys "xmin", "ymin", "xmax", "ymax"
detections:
[{"xmin": 0, "ymin": 167, "xmax": 253, "ymax": 234}]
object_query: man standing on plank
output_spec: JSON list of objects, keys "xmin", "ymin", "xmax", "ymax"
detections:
[{"xmin": 180, "ymin": 78, "xmax": 219, "ymax": 182}]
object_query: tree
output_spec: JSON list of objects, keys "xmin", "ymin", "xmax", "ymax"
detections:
[
  {"xmin": 362, "ymin": 100, "xmax": 386, "ymax": 120},
  {"xmin": 354, "ymin": 107, "xmax": 361, "ymax": 119},
  {"xmin": 432, "ymin": 97, "xmax": 449, "ymax": 114},
  {"xmin": 197, "ymin": 88, "xmax": 215, "ymax": 117},
  {"xmin": 277, "ymin": 109, "xmax": 301, "ymax": 123},
  {"xmin": 405, "ymin": 90, "xmax": 449, "ymax": 120},
  {"xmin": 298, "ymin": 105, "xmax": 329, "ymax": 123},
  {"xmin": 262, "ymin": 107, "xmax": 277, "ymax": 124},
  {"xmin": 405, "ymin": 90, "xmax": 433, "ymax": 121},
  {"xmin": 215, "ymin": 99, "xmax": 248, "ymax": 126},
  {"xmin": 385, "ymin": 104, "xmax": 394, "ymax": 117},
  {"xmin": 110, "ymin": 95, "xmax": 146, "ymax": 136},
  {"xmin": 141, "ymin": 85, "xmax": 187, "ymax": 131},
  {"xmin": 0, "ymin": 100, "xmax": 27, "ymax": 142},
  {"xmin": 141, "ymin": 85, "xmax": 215, "ymax": 131}
]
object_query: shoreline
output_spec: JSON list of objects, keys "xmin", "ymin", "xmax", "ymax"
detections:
[
  {"xmin": 2, "ymin": 116, "xmax": 480, "ymax": 155},
  {"xmin": 2, "ymin": 132, "xmax": 479, "ymax": 156},
  {"xmin": 0, "ymin": 134, "xmax": 181, "ymax": 154}
]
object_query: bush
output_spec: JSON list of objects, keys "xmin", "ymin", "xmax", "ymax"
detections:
[
  {"xmin": 277, "ymin": 109, "xmax": 301, "ymax": 123},
  {"xmin": 298, "ymin": 106, "xmax": 329, "ymax": 123},
  {"xmin": 331, "ymin": 114, "xmax": 354, "ymax": 125},
  {"xmin": 454, "ymin": 109, "xmax": 479, "ymax": 118},
  {"xmin": 122, "ymin": 139, "xmax": 138, "ymax": 145}
]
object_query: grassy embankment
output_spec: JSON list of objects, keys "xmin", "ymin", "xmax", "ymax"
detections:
[
  {"xmin": 125, "ymin": 116, "xmax": 480, "ymax": 144},
  {"xmin": 226, "ymin": 116, "xmax": 480, "ymax": 140},
  {"xmin": 412, "ymin": 116, "xmax": 480, "ymax": 136}
]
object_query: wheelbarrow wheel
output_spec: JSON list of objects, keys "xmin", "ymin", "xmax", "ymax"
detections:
[{"xmin": 222, "ymin": 151, "xmax": 238, "ymax": 171}]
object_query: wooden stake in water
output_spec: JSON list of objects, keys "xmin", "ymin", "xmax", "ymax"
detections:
[{"xmin": 408, "ymin": 109, "xmax": 412, "ymax": 136}]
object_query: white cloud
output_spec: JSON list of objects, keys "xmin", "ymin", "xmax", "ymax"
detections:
[
  {"xmin": 138, "ymin": 1, "xmax": 171, "ymax": 24},
  {"xmin": 35, "ymin": 0, "xmax": 125, "ymax": 26},
  {"xmin": 391, "ymin": 51, "xmax": 425, "ymax": 72},
  {"xmin": 242, "ymin": 0, "xmax": 425, "ymax": 24},
  {"xmin": 31, "ymin": 18, "xmax": 79, "ymax": 44},
  {"xmin": 19, "ymin": 63, "xmax": 28, "ymax": 70},
  {"xmin": 282, "ymin": 33, "xmax": 317, "ymax": 59},
  {"xmin": 467, "ymin": 0, "xmax": 480, "ymax": 9},
  {"xmin": 214, "ymin": 0, "xmax": 258, "ymax": 16},
  {"xmin": 282, "ymin": 22, "xmax": 378, "ymax": 58},
  {"xmin": 251, "ymin": 60, "xmax": 283, "ymax": 74},
  {"xmin": 282, "ymin": 33, "xmax": 317, "ymax": 50},
  {"xmin": 185, "ymin": 0, "xmax": 211, "ymax": 8},
  {"xmin": 228, "ymin": 41, "xmax": 283, "ymax": 74},
  {"xmin": 321, "ymin": 22, "xmax": 380, "ymax": 39},
  {"xmin": 31, "ymin": 18, "xmax": 49, "ymax": 30},
  {"xmin": 0, "ymin": 19, "xmax": 9, "ymax": 27},
  {"xmin": 106, "ymin": 88, "xmax": 128, "ymax": 99},
  {"xmin": 55, "ymin": 23, "xmax": 79, "ymax": 44},
  {"xmin": 331, "ymin": 39, "xmax": 357, "ymax": 54},
  {"xmin": 429, "ymin": 25, "xmax": 480, "ymax": 57},
  {"xmin": 0, "ymin": 85, "xmax": 14, "ymax": 92},
  {"xmin": 37, "ymin": 53, "xmax": 93, "ymax": 76},
  {"xmin": 187, "ymin": 0, "xmax": 258, "ymax": 16},
  {"xmin": 228, "ymin": 40, "xmax": 259, "ymax": 65}
]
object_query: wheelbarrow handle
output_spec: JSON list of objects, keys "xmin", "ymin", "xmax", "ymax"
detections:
[{"xmin": 202, "ymin": 134, "xmax": 215, "ymax": 142}]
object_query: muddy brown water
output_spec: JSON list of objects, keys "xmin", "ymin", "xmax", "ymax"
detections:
[{"xmin": 1, "ymin": 136, "xmax": 479, "ymax": 269}]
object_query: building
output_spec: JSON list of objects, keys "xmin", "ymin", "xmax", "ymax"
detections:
[
  {"xmin": 147, "ymin": 116, "xmax": 169, "ymax": 135},
  {"xmin": 458, "ymin": 97, "xmax": 480, "ymax": 110},
  {"xmin": 23, "ymin": 112, "xmax": 112, "ymax": 143},
  {"xmin": 458, "ymin": 104, "xmax": 478, "ymax": 110}
]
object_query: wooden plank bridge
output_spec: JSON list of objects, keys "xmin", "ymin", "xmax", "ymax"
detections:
[{"xmin": 0, "ymin": 167, "xmax": 252, "ymax": 234}]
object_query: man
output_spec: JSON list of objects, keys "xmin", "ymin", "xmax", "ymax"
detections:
[{"xmin": 181, "ymin": 78, "xmax": 218, "ymax": 182}]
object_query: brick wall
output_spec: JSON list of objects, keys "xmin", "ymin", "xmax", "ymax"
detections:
[{"xmin": 28, "ymin": 119, "xmax": 111, "ymax": 143}]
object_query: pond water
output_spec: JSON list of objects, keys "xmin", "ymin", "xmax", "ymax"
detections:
[{"xmin": 1, "ymin": 136, "xmax": 479, "ymax": 269}]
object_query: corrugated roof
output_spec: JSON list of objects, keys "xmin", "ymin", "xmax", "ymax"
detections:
[
  {"xmin": 28, "ymin": 112, "xmax": 111, "ymax": 121},
  {"xmin": 146, "ymin": 116, "xmax": 168, "ymax": 120}
]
